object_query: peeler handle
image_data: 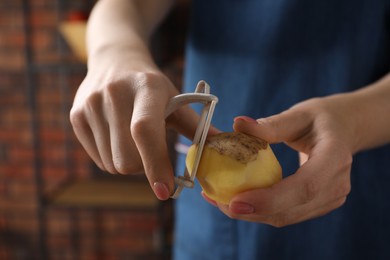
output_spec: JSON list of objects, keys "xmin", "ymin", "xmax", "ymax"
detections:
[{"xmin": 165, "ymin": 80, "xmax": 218, "ymax": 118}]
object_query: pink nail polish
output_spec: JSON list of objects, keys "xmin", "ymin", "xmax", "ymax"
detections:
[
  {"xmin": 234, "ymin": 116, "xmax": 258, "ymax": 124},
  {"xmin": 230, "ymin": 202, "xmax": 255, "ymax": 214},
  {"xmin": 153, "ymin": 182, "xmax": 170, "ymax": 200}
]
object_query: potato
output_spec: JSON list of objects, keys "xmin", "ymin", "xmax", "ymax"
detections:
[{"xmin": 186, "ymin": 132, "xmax": 282, "ymax": 204}]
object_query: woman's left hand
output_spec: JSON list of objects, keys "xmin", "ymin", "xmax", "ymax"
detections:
[{"xmin": 203, "ymin": 93, "xmax": 359, "ymax": 227}]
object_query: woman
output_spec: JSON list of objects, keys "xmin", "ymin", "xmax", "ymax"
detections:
[{"xmin": 70, "ymin": 0, "xmax": 390, "ymax": 259}]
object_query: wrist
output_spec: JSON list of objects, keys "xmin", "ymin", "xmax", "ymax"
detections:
[
  {"xmin": 349, "ymin": 79, "xmax": 390, "ymax": 153},
  {"xmin": 87, "ymin": 43, "xmax": 157, "ymax": 72}
]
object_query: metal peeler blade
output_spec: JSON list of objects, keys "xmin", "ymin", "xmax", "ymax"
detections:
[{"xmin": 165, "ymin": 80, "xmax": 218, "ymax": 199}]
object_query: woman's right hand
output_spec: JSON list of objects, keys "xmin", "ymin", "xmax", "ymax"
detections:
[
  {"xmin": 69, "ymin": 0, "xmax": 214, "ymax": 200},
  {"xmin": 70, "ymin": 54, "xmax": 192, "ymax": 200}
]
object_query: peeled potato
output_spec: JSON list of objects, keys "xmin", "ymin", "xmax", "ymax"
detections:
[{"xmin": 186, "ymin": 132, "xmax": 282, "ymax": 204}]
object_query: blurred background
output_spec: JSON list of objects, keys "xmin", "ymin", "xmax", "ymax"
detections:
[{"xmin": 0, "ymin": 0, "xmax": 189, "ymax": 259}]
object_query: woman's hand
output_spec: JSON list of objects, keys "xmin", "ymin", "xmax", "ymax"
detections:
[
  {"xmin": 71, "ymin": 58, "xmax": 180, "ymax": 198},
  {"xmin": 204, "ymin": 74, "xmax": 390, "ymax": 225},
  {"xmin": 69, "ymin": 0, "xmax": 202, "ymax": 200},
  {"xmin": 203, "ymin": 93, "xmax": 361, "ymax": 226}
]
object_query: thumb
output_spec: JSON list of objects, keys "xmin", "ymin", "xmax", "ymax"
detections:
[{"xmin": 233, "ymin": 110, "xmax": 311, "ymax": 144}]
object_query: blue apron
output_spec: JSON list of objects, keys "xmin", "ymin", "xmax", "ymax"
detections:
[{"xmin": 174, "ymin": 1, "xmax": 390, "ymax": 259}]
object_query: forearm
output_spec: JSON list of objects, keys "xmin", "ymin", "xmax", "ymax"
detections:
[
  {"xmin": 86, "ymin": 0, "xmax": 175, "ymax": 69},
  {"xmin": 349, "ymin": 74, "xmax": 390, "ymax": 153}
]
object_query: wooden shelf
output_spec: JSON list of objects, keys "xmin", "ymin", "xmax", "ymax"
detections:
[{"xmin": 47, "ymin": 177, "xmax": 158, "ymax": 210}]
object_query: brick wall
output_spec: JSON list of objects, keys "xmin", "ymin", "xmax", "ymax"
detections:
[{"xmin": 0, "ymin": 0, "xmax": 187, "ymax": 259}]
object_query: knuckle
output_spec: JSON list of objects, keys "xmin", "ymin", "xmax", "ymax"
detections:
[
  {"xmin": 69, "ymin": 107, "xmax": 84, "ymax": 129},
  {"xmin": 105, "ymin": 83, "xmax": 120, "ymax": 100},
  {"xmin": 105, "ymin": 81, "xmax": 128, "ymax": 101},
  {"xmin": 85, "ymin": 92, "xmax": 102, "ymax": 109},
  {"xmin": 70, "ymin": 93, "xmax": 102, "ymax": 128},
  {"xmin": 133, "ymin": 71, "xmax": 174, "ymax": 97},
  {"xmin": 302, "ymin": 179, "xmax": 319, "ymax": 203},
  {"xmin": 79, "ymin": 92, "xmax": 103, "ymax": 118},
  {"xmin": 131, "ymin": 116, "xmax": 155, "ymax": 137},
  {"xmin": 133, "ymin": 71, "xmax": 162, "ymax": 87}
]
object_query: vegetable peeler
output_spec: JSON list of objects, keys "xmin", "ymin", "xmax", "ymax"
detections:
[{"xmin": 165, "ymin": 80, "xmax": 218, "ymax": 199}]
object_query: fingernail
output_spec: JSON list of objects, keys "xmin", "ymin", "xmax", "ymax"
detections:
[
  {"xmin": 153, "ymin": 182, "xmax": 170, "ymax": 200},
  {"xmin": 230, "ymin": 202, "xmax": 255, "ymax": 214},
  {"xmin": 234, "ymin": 116, "xmax": 258, "ymax": 124}
]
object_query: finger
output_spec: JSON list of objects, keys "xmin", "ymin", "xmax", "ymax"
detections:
[
  {"xmin": 104, "ymin": 89, "xmax": 143, "ymax": 174},
  {"xmin": 228, "ymin": 163, "xmax": 321, "ymax": 217},
  {"xmin": 70, "ymin": 108, "xmax": 105, "ymax": 171},
  {"xmin": 167, "ymin": 103, "xmax": 221, "ymax": 140},
  {"xmin": 109, "ymin": 123, "xmax": 143, "ymax": 174},
  {"xmin": 71, "ymin": 95, "xmax": 117, "ymax": 173},
  {"xmin": 233, "ymin": 110, "xmax": 312, "ymax": 145},
  {"xmin": 266, "ymin": 196, "xmax": 347, "ymax": 227},
  {"xmin": 230, "ymin": 141, "xmax": 351, "ymax": 217},
  {"xmin": 224, "ymin": 195, "xmax": 347, "ymax": 227},
  {"xmin": 86, "ymin": 99, "xmax": 118, "ymax": 174},
  {"xmin": 131, "ymin": 88, "xmax": 174, "ymax": 200}
]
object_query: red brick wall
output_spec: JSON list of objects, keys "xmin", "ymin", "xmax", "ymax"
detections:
[
  {"xmin": 0, "ymin": 0, "xmax": 187, "ymax": 259},
  {"xmin": 0, "ymin": 1, "xmax": 37, "ymax": 259}
]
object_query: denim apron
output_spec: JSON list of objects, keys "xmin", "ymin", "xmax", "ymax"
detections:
[{"xmin": 174, "ymin": 1, "xmax": 390, "ymax": 259}]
